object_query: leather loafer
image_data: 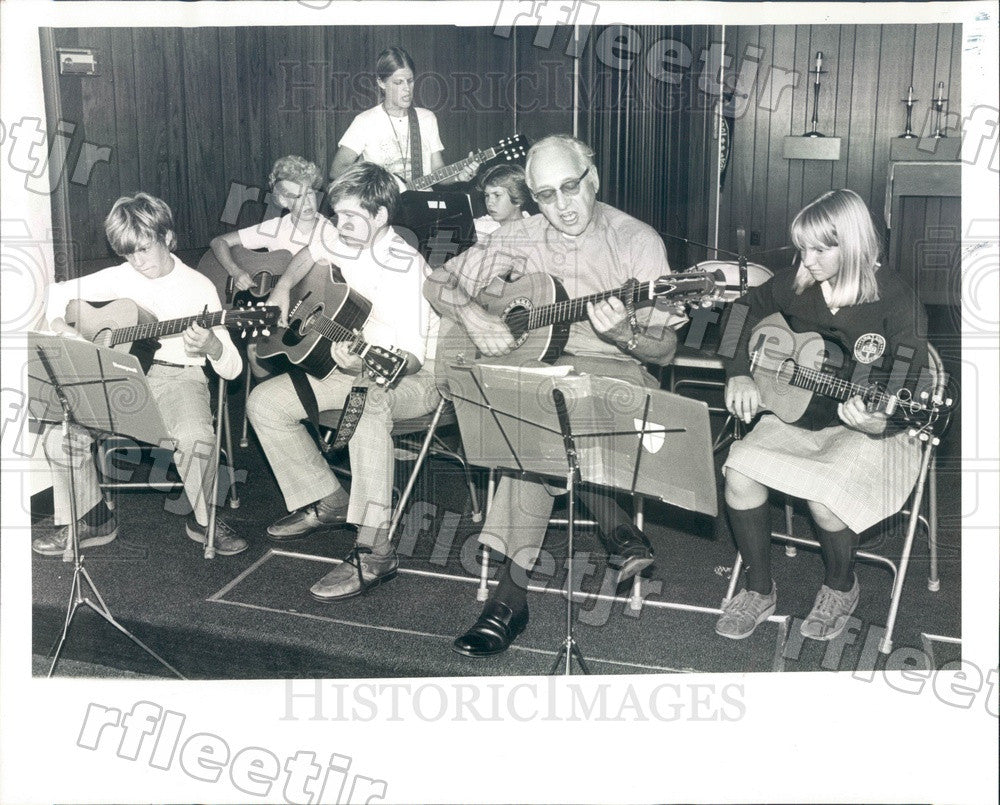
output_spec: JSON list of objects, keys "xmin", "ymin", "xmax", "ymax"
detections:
[
  {"xmin": 310, "ymin": 546, "xmax": 398, "ymax": 602},
  {"xmin": 452, "ymin": 599, "xmax": 529, "ymax": 658},
  {"xmin": 603, "ymin": 523, "xmax": 654, "ymax": 585},
  {"xmin": 267, "ymin": 501, "xmax": 349, "ymax": 541}
]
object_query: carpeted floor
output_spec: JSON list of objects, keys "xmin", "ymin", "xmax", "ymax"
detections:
[{"xmin": 30, "ymin": 395, "xmax": 962, "ymax": 679}]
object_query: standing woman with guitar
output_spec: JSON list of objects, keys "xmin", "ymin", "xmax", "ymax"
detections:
[
  {"xmin": 329, "ymin": 47, "xmax": 479, "ymax": 186},
  {"xmin": 716, "ymin": 189, "xmax": 930, "ymax": 642}
]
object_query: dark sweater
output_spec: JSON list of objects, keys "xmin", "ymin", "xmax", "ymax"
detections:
[{"xmin": 726, "ymin": 267, "xmax": 930, "ymax": 432}]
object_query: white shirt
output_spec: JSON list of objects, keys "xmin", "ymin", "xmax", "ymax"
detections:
[
  {"xmin": 312, "ymin": 225, "xmax": 436, "ymax": 364},
  {"xmin": 473, "ymin": 211, "xmax": 531, "ymax": 242},
  {"xmin": 45, "ymin": 255, "xmax": 242, "ymax": 379},
  {"xmin": 338, "ymin": 105, "xmax": 444, "ymax": 182},
  {"xmin": 238, "ymin": 213, "xmax": 333, "ymax": 263}
]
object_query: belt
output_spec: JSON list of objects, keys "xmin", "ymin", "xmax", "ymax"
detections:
[{"xmin": 151, "ymin": 359, "xmax": 192, "ymax": 369}]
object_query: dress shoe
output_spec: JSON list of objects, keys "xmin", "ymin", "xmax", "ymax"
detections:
[
  {"xmin": 32, "ymin": 517, "xmax": 118, "ymax": 557},
  {"xmin": 452, "ymin": 599, "xmax": 529, "ymax": 658},
  {"xmin": 186, "ymin": 516, "xmax": 249, "ymax": 556},
  {"xmin": 310, "ymin": 545, "xmax": 398, "ymax": 601},
  {"xmin": 267, "ymin": 500, "xmax": 349, "ymax": 541},
  {"xmin": 602, "ymin": 523, "xmax": 655, "ymax": 584}
]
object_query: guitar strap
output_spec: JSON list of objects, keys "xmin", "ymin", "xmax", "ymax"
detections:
[
  {"xmin": 328, "ymin": 384, "xmax": 369, "ymax": 451},
  {"xmin": 289, "ymin": 368, "xmax": 334, "ymax": 455},
  {"xmin": 408, "ymin": 106, "xmax": 423, "ymax": 180},
  {"xmin": 290, "ymin": 368, "xmax": 371, "ymax": 454}
]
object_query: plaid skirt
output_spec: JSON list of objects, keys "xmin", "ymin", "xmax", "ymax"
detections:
[{"xmin": 723, "ymin": 415, "xmax": 923, "ymax": 533}]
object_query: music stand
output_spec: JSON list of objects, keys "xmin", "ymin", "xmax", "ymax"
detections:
[
  {"xmin": 446, "ymin": 363, "xmax": 717, "ymax": 674},
  {"xmin": 27, "ymin": 333, "xmax": 186, "ymax": 679},
  {"xmin": 393, "ymin": 190, "xmax": 476, "ymax": 267}
]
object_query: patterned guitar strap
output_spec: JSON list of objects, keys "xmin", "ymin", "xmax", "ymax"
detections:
[
  {"xmin": 328, "ymin": 379, "xmax": 371, "ymax": 452},
  {"xmin": 407, "ymin": 106, "xmax": 423, "ymax": 180}
]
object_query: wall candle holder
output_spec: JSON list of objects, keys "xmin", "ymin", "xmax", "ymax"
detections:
[
  {"xmin": 932, "ymin": 81, "xmax": 949, "ymax": 138},
  {"xmin": 804, "ymin": 51, "xmax": 828, "ymax": 137},
  {"xmin": 899, "ymin": 84, "xmax": 918, "ymax": 139}
]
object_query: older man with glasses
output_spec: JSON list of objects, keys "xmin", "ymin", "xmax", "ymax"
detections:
[{"xmin": 424, "ymin": 134, "xmax": 682, "ymax": 658}]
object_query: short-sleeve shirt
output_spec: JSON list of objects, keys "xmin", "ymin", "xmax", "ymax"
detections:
[
  {"xmin": 238, "ymin": 213, "xmax": 333, "ymax": 264},
  {"xmin": 440, "ymin": 202, "xmax": 676, "ymax": 359},
  {"xmin": 338, "ymin": 105, "xmax": 444, "ymax": 182}
]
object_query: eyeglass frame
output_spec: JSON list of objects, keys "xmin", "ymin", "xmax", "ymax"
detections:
[{"xmin": 528, "ymin": 166, "xmax": 591, "ymax": 205}]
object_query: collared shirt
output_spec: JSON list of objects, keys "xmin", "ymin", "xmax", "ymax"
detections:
[{"xmin": 434, "ymin": 202, "xmax": 679, "ymax": 359}]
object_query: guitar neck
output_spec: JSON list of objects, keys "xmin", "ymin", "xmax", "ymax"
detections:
[
  {"xmin": 527, "ymin": 281, "xmax": 653, "ymax": 330},
  {"xmin": 311, "ymin": 313, "xmax": 369, "ymax": 355},
  {"xmin": 787, "ymin": 363, "xmax": 892, "ymax": 410},
  {"xmin": 408, "ymin": 146, "xmax": 498, "ymax": 191},
  {"xmin": 110, "ymin": 310, "xmax": 226, "ymax": 346}
]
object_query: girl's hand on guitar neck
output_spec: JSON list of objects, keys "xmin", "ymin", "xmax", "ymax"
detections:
[
  {"xmin": 838, "ymin": 395, "xmax": 888, "ymax": 435},
  {"xmin": 726, "ymin": 375, "xmax": 761, "ymax": 424}
]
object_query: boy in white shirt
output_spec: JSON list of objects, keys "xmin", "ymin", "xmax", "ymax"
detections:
[
  {"xmin": 247, "ymin": 163, "xmax": 439, "ymax": 601},
  {"xmin": 34, "ymin": 193, "xmax": 248, "ymax": 557}
]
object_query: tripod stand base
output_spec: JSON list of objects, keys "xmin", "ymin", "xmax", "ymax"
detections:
[
  {"xmin": 48, "ymin": 562, "xmax": 187, "ymax": 680},
  {"xmin": 548, "ymin": 635, "xmax": 591, "ymax": 675}
]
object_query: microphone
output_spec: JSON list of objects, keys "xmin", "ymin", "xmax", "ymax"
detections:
[
  {"xmin": 736, "ymin": 227, "xmax": 748, "ymax": 296},
  {"xmin": 551, "ymin": 388, "xmax": 580, "ymax": 479}
]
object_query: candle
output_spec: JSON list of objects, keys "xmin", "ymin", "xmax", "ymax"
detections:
[{"xmin": 908, "ymin": 85, "xmax": 914, "ymax": 103}]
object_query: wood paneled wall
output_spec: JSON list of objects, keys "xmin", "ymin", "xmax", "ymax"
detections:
[
  {"xmin": 717, "ymin": 24, "xmax": 961, "ymax": 269},
  {"xmin": 48, "ymin": 26, "xmax": 518, "ymax": 263},
  {"xmin": 46, "ymin": 24, "xmax": 711, "ymax": 270},
  {"xmin": 581, "ymin": 26, "xmax": 717, "ymax": 271}
]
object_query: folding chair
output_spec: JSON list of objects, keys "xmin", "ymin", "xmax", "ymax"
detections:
[
  {"xmin": 473, "ymin": 475, "xmax": 648, "ymax": 606},
  {"xmin": 720, "ymin": 344, "xmax": 950, "ymax": 653},
  {"xmin": 666, "ymin": 260, "xmax": 773, "ymax": 452},
  {"xmin": 96, "ymin": 373, "xmax": 240, "ymax": 557},
  {"xmin": 315, "ymin": 396, "xmax": 483, "ymax": 547}
]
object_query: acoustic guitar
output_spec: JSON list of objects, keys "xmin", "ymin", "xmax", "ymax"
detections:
[
  {"xmin": 401, "ymin": 134, "xmax": 528, "ymax": 191},
  {"xmin": 253, "ymin": 262, "xmax": 407, "ymax": 387},
  {"xmin": 195, "ymin": 244, "xmax": 295, "ymax": 307},
  {"xmin": 748, "ymin": 313, "xmax": 951, "ymax": 435},
  {"xmin": 65, "ymin": 299, "xmax": 280, "ymax": 374},
  {"xmin": 435, "ymin": 269, "xmax": 725, "ymax": 370}
]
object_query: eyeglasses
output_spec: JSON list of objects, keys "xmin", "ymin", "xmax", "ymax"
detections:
[{"xmin": 530, "ymin": 167, "xmax": 590, "ymax": 205}]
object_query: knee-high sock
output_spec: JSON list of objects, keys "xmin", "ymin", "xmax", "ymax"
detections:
[
  {"xmin": 493, "ymin": 556, "xmax": 528, "ymax": 611},
  {"xmin": 726, "ymin": 502, "xmax": 772, "ymax": 595},
  {"xmin": 816, "ymin": 525, "xmax": 860, "ymax": 592}
]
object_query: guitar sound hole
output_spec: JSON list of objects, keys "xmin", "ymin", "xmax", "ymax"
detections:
[
  {"xmin": 282, "ymin": 325, "xmax": 303, "ymax": 347},
  {"xmin": 505, "ymin": 307, "xmax": 530, "ymax": 343},
  {"xmin": 776, "ymin": 359, "xmax": 796, "ymax": 387}
]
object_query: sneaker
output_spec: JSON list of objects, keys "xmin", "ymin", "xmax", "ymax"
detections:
[
  {"xmin": 186, "ymin": 516, "xmax": 249, "ymax": 556},
  {"xmin": 310, "ymin": 545, "xmax": 398, "ymax": 602},
  {"xmin": 32, "ymin": 517, "xmax": 118, "ymax": 557},
  {"xmin": 267, "ymin": 500, "xmax": 349, "ymax": 541},
  {"xmin": 800, "ymin": 577, "xmax": 860, "ymax": 641},
  {"xmin": 715, "ymin": 583, "xmax": 777, "ymax": 640}
]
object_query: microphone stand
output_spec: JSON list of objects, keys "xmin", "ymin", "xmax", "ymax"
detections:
[{"xmin": 548, "ymin": 388, "xmax": 590, "ymax": 676}]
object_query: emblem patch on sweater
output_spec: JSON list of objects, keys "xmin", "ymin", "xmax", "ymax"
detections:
[{"xmin": 853, "ymin": 333, "xmax": 886, "ymax": 364}]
